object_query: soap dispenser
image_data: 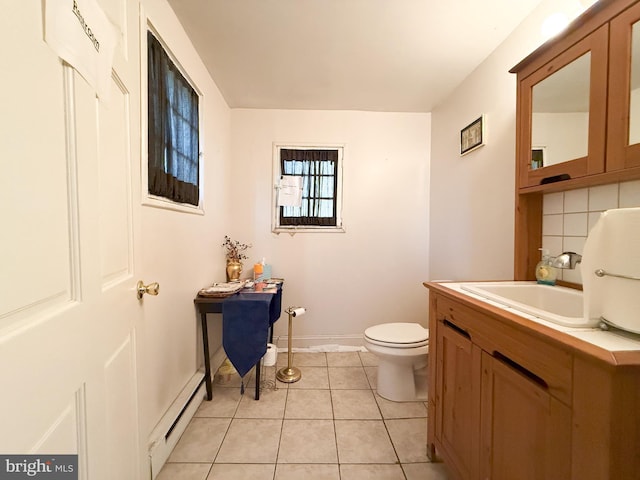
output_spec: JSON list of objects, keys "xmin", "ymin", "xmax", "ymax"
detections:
[{"xmin": 535, "ymin": 249, "xmax": 557, "ymax": 286}]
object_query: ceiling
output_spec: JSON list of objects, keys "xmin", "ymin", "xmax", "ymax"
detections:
[{"xmin": 166, "ymin": 0, "xmax": 546, "ymax": 113}]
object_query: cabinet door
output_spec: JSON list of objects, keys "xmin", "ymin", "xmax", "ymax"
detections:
[
  {"xmin": 435, "ymin": 319, "xmax": 481, "ymax": 480},
  {"xmin": 517, "ymin": 25, "xmax": 608, "ymax": 188},
  {"xmin": 607, "ymin": 1, "xmax": 640, "ymax": 171},
  {"xmin": 480, "ymin": 352, "xmax": 572, "ymax": 480}
]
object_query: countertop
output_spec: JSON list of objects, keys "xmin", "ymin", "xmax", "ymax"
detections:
[{"xmin": 425, "ymin": 281, "xmax": 640, "ymax": 367}]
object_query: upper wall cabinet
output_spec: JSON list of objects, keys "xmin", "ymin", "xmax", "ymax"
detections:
[
  {"xmin": 608, "ymin": 1, "xmax": 640, "ymax": 170},
  {"xmin": 515, "ymin": 26, "xmax": 608, "ymax": 189},
  {"xmin": 512, "ymin": 0, "xmax": 640, "ymax": 192}
]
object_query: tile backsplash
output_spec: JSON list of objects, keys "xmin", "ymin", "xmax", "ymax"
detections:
[{"xmin": 542, "ymin": 179, "xmax": 640, "ymax": 284}]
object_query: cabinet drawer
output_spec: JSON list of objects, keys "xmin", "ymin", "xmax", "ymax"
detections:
[{"xmin": 436, "ymin": 295, "xmax": 573, "ymax": 405}]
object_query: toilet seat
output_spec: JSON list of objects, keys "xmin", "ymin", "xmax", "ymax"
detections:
[{"xmin": 364, "ymin": 322, "xmax": 428, "ymax": 349}]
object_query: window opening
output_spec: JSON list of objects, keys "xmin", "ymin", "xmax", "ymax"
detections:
[
  {"xmin": 274, "ymin": 145, "xmax": 343, "ymax": 232},
  {"xmin": 147, "ymin": 31, "xmax": 200, "ymax": 206}
]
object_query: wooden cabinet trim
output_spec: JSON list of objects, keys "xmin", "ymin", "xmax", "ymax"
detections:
[
  {"xmin": 427, "ymin": 294, "xmax": 438, "ymax": 461},
  {"xmin": 517, "ymin": 165, "xmax": 640, "ymax": 194},
  {"xmin": 514, "ymin": 192, "xmax": 542, "ymax": 280},
  {"xmin": 511, "ymin": 0, "xmax": 637, "ymax": 77}
]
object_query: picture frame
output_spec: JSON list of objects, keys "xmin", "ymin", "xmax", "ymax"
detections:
[{"xmin": 460, "ymin": 115, "xmax": 486, "ymax": 155}]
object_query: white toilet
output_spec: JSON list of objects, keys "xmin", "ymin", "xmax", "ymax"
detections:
[{"xmin": 363, "ymin": 322, "xmax": 429, "ymax": 402}]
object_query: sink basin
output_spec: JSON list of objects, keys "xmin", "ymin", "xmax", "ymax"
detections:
[{"xmin": 460, "ymin": 282, "xmax": 598, "ymax": 328}]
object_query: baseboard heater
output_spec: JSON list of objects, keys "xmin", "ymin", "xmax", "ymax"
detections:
[{"xmin": 148, "ymin": 371, "xmax": 206, "ymax": 479}]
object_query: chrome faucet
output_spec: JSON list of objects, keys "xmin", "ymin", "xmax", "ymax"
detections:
[{"xmin": 552, "ymin": 252, "xmax": 582, "ymax": 269}]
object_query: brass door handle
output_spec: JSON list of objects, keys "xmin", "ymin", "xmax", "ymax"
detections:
[{"xmin": 137, "ymin": 281, "xmax": 160, "ymax": 299}]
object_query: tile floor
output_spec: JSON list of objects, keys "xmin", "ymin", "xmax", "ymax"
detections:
[{"xmin": 158, "ymin": 351, "xmax": 450, "ymax": 480}]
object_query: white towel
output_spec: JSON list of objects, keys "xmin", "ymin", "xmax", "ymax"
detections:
[{"xmin": 582, "ymin": 207, "xmax": 640, "ymax": 333}]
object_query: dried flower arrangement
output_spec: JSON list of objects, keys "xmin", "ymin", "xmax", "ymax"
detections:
[{"xmin": 222, "ymin": 236, "xmax": 251, "ymax": 262}]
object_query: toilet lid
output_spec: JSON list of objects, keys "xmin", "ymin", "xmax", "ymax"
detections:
[{"xmin": 364, "ymin": 322, "xmax": 428, "ymax": 344}]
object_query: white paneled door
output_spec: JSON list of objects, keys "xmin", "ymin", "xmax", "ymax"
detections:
[{"xmin": 1, "ymin": 1, "xmax": 145, "ymax": 479}]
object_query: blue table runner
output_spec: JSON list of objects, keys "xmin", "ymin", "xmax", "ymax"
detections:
[{"xmin": 222, "ymin": 288, "xmax": 282, "ymax": 378}]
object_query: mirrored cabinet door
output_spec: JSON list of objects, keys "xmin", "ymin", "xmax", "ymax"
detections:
[
  {"xmin": 517, "ymin": 25, "xmax": 608, "ymax": 188},
  {"xmin": 531, "ymin": 52, "xmax": 590, "ymax": 168},
  {"xmin": 608, "ymin": 1, "xmax": 640, "ymax": 170}
]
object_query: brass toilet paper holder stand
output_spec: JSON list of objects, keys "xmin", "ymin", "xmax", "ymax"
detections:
[{"xmin": 276, "ymin": 306, "xmax": 305, "ymax": 383}]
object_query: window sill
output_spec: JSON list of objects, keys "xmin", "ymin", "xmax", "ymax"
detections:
[
  {"xmin": 272, "ymin": 225, "xmax": 345, "ymax": 234},
  {"xmin": 142, "ymin": 194, "xmax": 204, "ymax": 215}
]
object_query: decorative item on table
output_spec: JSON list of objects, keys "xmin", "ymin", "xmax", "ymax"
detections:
[
  {"xmin": 263, "ymin": 263, "xmax": 272, "ymax": 279},
  {"xmin": 263, "ymin": 282, "xmax": 278, "ymax": 293},
  {"xmin": 254, "ymin": 261, "xmax": 264, "ymax": 281},
  {"xmin": 198, "ymin": 281, "xmax": 246, "ymax": 298},
  {"xmin": 249, "ymin": 280, "xmax": 278, "ymax": 293},
  {"xmin": 254, "ymin": 258, "xmax": 272, "ymax": 281},
  {"xmin": 222, "ymin": 235, "xmax": 251, "ymax": 282}
]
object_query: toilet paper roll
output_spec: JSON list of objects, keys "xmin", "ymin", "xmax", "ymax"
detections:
[
  {"xmin": 291, "ymin": 307, "xmax": 306, "ymax": 317},
  {"xmin": 263, "ymin": 343, "xmax": 277, "ymax": 366}
]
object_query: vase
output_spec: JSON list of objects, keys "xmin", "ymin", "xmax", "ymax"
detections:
[{"xmin": 226, "ymin": 260, "xmax": 243, "ymax": 282}]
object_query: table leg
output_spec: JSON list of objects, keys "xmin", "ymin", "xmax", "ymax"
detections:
[
  {"xmin": 200, "ymin": 312, "xmax": 213, "ymax": 401},
  {"xmin": 254, "ymin": 360, "xmax": 260, "ymax": 400}
]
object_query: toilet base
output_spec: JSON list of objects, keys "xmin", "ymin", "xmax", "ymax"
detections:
[{"xmin": 376, "ymin": 359, "xmax": 428, "ymax": 403}]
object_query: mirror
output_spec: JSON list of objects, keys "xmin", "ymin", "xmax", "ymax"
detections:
[
  {"xmin": 530, "ymin": 52, "xmax": 591, "ymax": 169},
  {"xmin": 629, "ymin": 20, "xmax": 640, "ymax": 145}
]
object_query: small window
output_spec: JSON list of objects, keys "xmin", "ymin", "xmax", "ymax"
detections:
[
  {"xmin": 147, "ymin": 31, "xmax": 200, "ymax": 206},
  {"xmin": 272, "ymin": 144, "xmax": 344, "ymax": 233}
]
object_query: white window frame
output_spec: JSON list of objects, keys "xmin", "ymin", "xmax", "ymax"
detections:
[
  {"xmin": 141, "ymin": 22, "xmax": 205, "ymax": 215},
  {"xmin": 272, "ymin": 143, "xmax": 345, "ymax": 234}
]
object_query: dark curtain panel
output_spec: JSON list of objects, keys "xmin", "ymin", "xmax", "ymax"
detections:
[
  {"xmin": 147, "ymin": 32, "xmax": 199, "ymax": 206},
  {"xmin": 280, "ymin": 149, "xmax": 338, "ymax": 226}
]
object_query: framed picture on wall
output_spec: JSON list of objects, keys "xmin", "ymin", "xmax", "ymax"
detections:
[{"xmin": 460, "ymin": 115, "xmax": 486, "ymax": 155}]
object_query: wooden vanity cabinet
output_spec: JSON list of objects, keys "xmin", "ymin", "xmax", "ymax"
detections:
[
  {"xmin": 426, "ymin": 284, "xmax": 640, "ymax": 480},
  {"xmin": 433, "ymin": 313, "xmax": 571, "ymax": 480}
]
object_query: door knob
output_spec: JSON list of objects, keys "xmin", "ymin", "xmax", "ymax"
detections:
[{"xmin": 137, "ymin": 281, "xmax": 160, "ymax": 299}]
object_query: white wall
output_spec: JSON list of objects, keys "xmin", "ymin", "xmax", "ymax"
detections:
[
  {"xmin": 230, "ymin": 110, "xmax": 431, "ymax": 343},
  {"xmin": 138, "ymin": 0, "xmax": 232, "ymax": 459},
  {"xmin": 429, "ymin": 0, "xmax": 595, "ymax": 282}
]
